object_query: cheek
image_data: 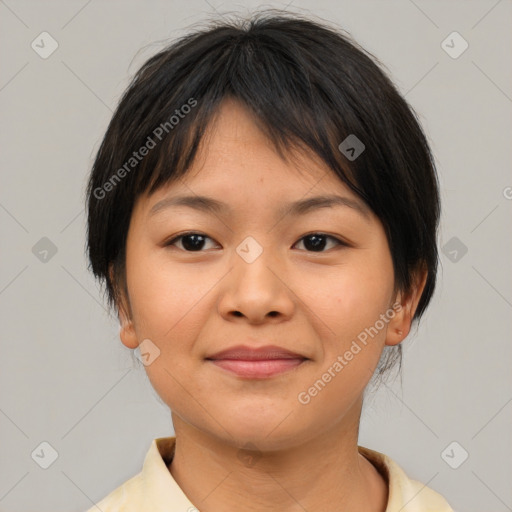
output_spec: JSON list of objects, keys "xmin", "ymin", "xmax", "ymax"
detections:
[
  {"xmin": 301, "ymin": 251, "xmax": 395, "ymax": 346},
  {"xmin": 295, "ymin": 259, "xmax": 394, "ymax": 420},
  {"xmin": 128, "ymin": 258, "xmax": 214, "ymax": 410},
  {"xmin": 126, "ymin": 248, "xmax": 214, "ymax": 341}
]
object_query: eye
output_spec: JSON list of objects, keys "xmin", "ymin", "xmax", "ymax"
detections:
[
  {"xmin": 293, "ymin": 233, "xmax": 346, "ymax": 252},
  {"xmin": 164, "ymin": 231, "xmax": 347, "ymax": 253},
  {"xmin": 165, "ymin": 232, "xmax": 219, "ymax": 252}
]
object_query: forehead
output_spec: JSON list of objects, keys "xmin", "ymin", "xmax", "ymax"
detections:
[
  {"xmin": 184, "ymin": 99, "xmax": 319, "ymax": 179},
  {"xmin": 135, "ymin": 98, "xmax": 367, "ymax": 220},
  {"xmin": 174, "ymin": 100, "xmax": 341, "ymax": 183}
]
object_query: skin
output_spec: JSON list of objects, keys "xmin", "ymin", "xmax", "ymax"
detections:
[{"xmin": 113, "ymin": 98, "xmax": 427, "ymax": 512}]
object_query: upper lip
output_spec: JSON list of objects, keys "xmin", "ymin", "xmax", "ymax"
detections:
[{"xmin": 206, "ymin": 344, "xmax": 307, "ymax": 361}]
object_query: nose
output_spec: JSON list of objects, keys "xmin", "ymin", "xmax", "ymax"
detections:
[{"xmin": 217, "ymin": 246, "xmax": 295, "ymax": 324}]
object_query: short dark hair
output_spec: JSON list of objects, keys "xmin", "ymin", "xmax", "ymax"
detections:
[{"xmin": 85, "ymin": 10, "xmax": 440, "ymax": 376}]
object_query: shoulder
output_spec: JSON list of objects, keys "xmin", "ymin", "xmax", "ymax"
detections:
[
  {"xmin": 358, "ymin": 445, "xmax": 455, "ymax": 512},
  {"xmin": 83, "ymin": 437, "xmax": 192, "ymax": 512},
  {"xmin": 83, "ymin": 472, "xmax": 143, "ymax": 512}
]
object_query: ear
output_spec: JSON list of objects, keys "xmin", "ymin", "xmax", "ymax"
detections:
[
  {"xmin": 385, "ymin": 265, "xmax": 428, "ymax": 347},
  {"xmin": 109, "ymin": 264, "xmax": 139, "ymax": 349}
]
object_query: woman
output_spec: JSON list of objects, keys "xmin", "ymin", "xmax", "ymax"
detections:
[{"xmin": 85, "ymin": 10, "xmax": 453, "ymax": 511}]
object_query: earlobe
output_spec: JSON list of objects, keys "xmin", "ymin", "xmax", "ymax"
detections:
[
  {"xmin": 118, "ymin": 305, "xmax": 139, "ymax": 349},
  {"xmin": 385, "ymin": 267, "xmax": 428, "ymax": 347},
  {"xmin": 109, "ymin": 263, "xmax": 139, "ymax": 349},
  {"xmin": 385, "ymin": 291, "xmax": 413, "ymax": 346},
  {"xmin": 385, "ymin": 314, "xmax": 407, "ymax": 347}
]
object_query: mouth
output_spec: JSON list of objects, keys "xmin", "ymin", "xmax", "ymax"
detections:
[{"xmin": 205, "ymin": 345, "xmax": 308, "ymax": 379}]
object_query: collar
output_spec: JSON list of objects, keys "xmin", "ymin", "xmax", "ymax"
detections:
[{"xmin": 94, "ymin": 436, "xmax": 453, "ymax": 511}]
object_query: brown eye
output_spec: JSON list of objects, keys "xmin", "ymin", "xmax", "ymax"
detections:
[
  {"xmin": 294, "ymin": 233, "xmax": 346, "ymax": 252},
  {"xmin": 165, "ymin": 232, "xmax": 218, "ymax": 252}
]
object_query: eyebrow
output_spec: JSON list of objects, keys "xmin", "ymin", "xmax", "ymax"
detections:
[{"xmin": 149, "ymin": 194, "xmax": 371, "ymax": 220}]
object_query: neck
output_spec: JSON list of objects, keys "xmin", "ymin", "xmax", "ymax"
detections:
[{"xmin": 168, "ymin": 408, "xmax": 388, "ymax": 512}]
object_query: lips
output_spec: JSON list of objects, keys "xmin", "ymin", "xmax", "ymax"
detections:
[
  {"xmin": 207, "ymin": 344, "xmax": 306, "ymax": 361},
  {"xmin": 206, "ymin": 344, "xmax": 308, "ymax": 379}
]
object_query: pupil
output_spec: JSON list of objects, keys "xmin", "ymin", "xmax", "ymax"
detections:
[
  {"xmin": 305, "ymin": 234, "xmax": 326, "ymax": 251},
  {"xmin": 180, "ymin": 234, "xmax": 327, "ymax": 252},
  {"xmin": 183, "ymin": 234, "xmax": 205, "ymax": 251}
]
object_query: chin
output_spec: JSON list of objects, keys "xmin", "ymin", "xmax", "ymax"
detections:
[{"xmin": 222, "ymin": 413, "xmax": 303, "ymax": 449}]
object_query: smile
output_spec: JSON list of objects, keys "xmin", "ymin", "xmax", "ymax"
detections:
[
  {"xmin": 207, "ymin": 358, "xmax": 306, "ymax": 378},
  {"xmin": 205, "ymin": 344, "xmax": 309, "ymax": 379}
]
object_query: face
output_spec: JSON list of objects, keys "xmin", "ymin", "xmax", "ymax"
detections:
[{"xmin": 117, "ymin": 98, "xmax": 423, "ymax": 450}]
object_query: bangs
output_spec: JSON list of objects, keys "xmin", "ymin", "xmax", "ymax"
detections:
[
  {"xmin": 86, "ymin": 12, "xmax": 439, "ymax": 329},
  {"xmin": 127, "ymin": 32, "xmax": 365, "ymax": 203}
]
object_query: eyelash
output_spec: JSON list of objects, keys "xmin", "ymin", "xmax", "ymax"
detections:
[{"xmin": 164, "ymin": 231, "xmax": 348, "ymax": 253}]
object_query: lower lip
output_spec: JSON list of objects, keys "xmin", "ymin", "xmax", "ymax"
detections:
[{"xmin": 208, "ymin": 358, "xmax": 305, "ymax": 378}]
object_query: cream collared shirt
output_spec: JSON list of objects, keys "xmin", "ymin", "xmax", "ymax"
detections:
[{"xmin": 86, "ymin": 437, "xmax": 454, "ymax": 511}]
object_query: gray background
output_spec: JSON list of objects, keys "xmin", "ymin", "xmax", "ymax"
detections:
[{"xmin": 1, "ymin": 0, "xmax": 511, "ymax": 511}]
